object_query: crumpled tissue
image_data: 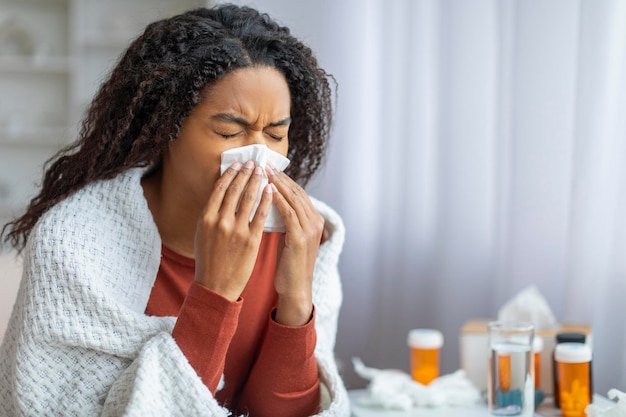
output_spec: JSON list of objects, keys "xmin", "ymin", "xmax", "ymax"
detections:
[
  {"xmin": 352, "ymin": 358, "xmax": 481, "ymax": 411},
  {"xmin": 497, "ymin": 285, "xmax": 559, "ymax": 330},
  {"xmin": 220, "ymin": 144, "xmax": 290, "ymax": 232},
  {"xmin": 587, "ymin": 390, "xmax": 626, "ymax": 417}
]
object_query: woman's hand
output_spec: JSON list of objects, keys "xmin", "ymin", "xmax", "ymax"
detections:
[
  {"xmin": 194, "ymin": 160, "xmax": 273, "ymax": 301},
  {"xmin": 266, "ymin": 165, "xmax": 325, "ymax": 326}
]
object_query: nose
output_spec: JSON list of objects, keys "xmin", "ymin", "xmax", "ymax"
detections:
[{"xmin": 247, "ymin": 130, "xmax": 266, "ymax": 146}]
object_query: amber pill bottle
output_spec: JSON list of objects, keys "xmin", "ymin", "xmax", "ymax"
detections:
[
  {"xmin": 555, "ymin": 343, "xmax": 592, "ymax": 417},
  {"xmin": 552, "ymin": 332, "xmax": 587, "ymax": 408},
  {"xmin": 407, "ymin": 329, "xmax": 444, "ymax": 385}
]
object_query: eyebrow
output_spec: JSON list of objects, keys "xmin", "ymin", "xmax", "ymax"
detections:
[{"xmin": 212, "ymin": 113, "xmax": 291, "ymax": 127}]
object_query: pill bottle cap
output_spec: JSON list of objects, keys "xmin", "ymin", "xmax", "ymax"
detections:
[
  {"xmin": 555, "ymin": 343, "xmax": 592, "ymax": 363},
  {"xmin": 533, "ymin": 336, "xmax": 544, "ymax": 353},
  {"xmin": 556, "ymin": 332, "xmax": 586, "ymax": 344},
  {"xmin": 407, "ymin": 329, "xmax": 444, "ymax": 349}
]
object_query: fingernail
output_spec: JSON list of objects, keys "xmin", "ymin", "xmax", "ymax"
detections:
[
  {"xmin": 254, "ymin": 166, "xmax": 263, "ymax": 176},
  {"xmin": 244, "ymin": 160, "xmax": 255, "ymax": 169},
  {"xmin": 265, "ymin": 165, "xmax": 275, "ymax": 176},
  {"xmin": 231, "ymin": 162, "xmax": 242, "ymax": 171},
  {"xmin": 271, "ymin": 183, "xmax": 278, "ymax": 193},
  {"xmin": 264, "ymin": 184, "xmax": 273, "ymax": 194}
]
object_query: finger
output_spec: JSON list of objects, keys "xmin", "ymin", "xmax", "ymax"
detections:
[
  {"xmin": 219, "ymin": 160, "xmax": 256, "ymax": 214},
  {"xmin": 267, "ymin": 166, "xmax": 325, "ymax": 242},
  {"xmin": 205, "ymin": 162, "xmax": 243, "ymax": 213},
  {"xmin": 236, "ymin": 166, "xmax": 264, "ymax": 222},
  {"xmin": 266, "ymin": 164, "xmax": 315, "ymax": 221},
  {"xmin": 249, "ymin": 184, "xmax": 273, "ymax": 234},
  {"xmin": 270, "ymin": 183, "xmax": 303, "ymax": 232}
]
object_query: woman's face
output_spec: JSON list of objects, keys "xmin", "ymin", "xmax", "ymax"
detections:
[{"xmin": 163, "ymin": 66, "xmax": 291, "ymax": 209}]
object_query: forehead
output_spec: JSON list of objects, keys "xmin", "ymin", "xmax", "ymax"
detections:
[{"xmin": 198, "ymin": 66, "xmax": 291, "ymax": 118}]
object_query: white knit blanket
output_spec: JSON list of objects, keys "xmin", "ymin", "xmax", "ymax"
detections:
[{"xmin": 0, "ymin": 168, "xmax": 350, "ymax": 417}]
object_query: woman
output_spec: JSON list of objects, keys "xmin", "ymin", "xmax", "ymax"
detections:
[{"xmin": 0, "ymin": 4, "xmax": 348, "ymax": 417}]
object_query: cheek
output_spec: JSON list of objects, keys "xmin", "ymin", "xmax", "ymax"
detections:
[
  {"xmin": 170, "ymin": 141, "xmax": 218, "ymax": 173},
  {"xmin": 166, "ymin": 139, "xmax": 223, "ymax": 192}
]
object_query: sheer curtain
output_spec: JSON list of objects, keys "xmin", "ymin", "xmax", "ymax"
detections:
[
  {"xmin": 286, "ymin": 0, "xmax": 626, "ymax": 394},
  {"xmin": 228, "ymin": 0, "xmax": 626, "ymax": 394}
]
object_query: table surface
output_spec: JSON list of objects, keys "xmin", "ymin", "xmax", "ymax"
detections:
[{"xmin": 349, "ymin": 389, "xmax": 614, "ymax": 417}]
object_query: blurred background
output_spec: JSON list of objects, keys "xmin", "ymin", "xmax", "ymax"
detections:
[{"xmin": 1, "ymin": 0, "xmax": 626, "ymax": 398}]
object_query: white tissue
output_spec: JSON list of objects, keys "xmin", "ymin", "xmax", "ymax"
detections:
[
  {"xmin": 587, "ymin": 390, "xmax": 626, "ymax": 417},
  {"xmin": 352, "ymin": 358, "xmax": 481, "ymax": 411},
  {"xmin": 497, "ymin": 285, "xmax": 559, "ymax": 331},
  {"xmin": 220, "ymin": 144, "xmax": 290, "ymax": 232}
]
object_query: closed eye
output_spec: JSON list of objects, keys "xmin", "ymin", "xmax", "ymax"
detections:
[
  {"xmin": 216, "ymin": 131, "xmax": 241, "ymax": 139},
  {"xmin": 266, "ymin": 132, "xmax": 285, "ymax": 141}
]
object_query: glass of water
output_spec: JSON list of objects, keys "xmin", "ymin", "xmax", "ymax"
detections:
[{"xmin": 487, "ymin": 321, "xmax": 535, "ymax": 416}]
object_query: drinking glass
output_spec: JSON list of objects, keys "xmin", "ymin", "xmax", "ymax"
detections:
[{"xmin": 487, "ymin": 321, "xmax": 535, "ymax": 416}]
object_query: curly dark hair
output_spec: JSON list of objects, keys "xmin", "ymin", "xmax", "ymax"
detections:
[{"xmin": 2, "ymin": 4, "xmax": 335, "ymax": 251}]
